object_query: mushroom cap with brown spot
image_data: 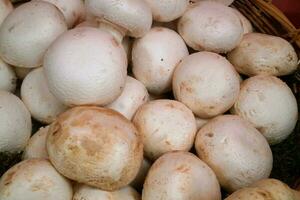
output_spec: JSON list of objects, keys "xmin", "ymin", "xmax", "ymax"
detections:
[
  {"xmin": 0, "ymin": 159, "xmax": 73, "ymax": 200},
  {"xmin": 142, "ymin": 151, "xmax": 221, "ymax": 200},
  {"xmin": 47, "ymin": 106, "xmax": 143, "ymax": 191}
]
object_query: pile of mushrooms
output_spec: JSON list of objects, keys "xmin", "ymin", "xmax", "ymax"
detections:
[{"xmin": 0, "ymin": 0, "xmax": 298, "ymax": 199}]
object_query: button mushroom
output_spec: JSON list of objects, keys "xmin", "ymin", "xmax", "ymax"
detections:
[{"xmin": 0, "ymin": 58, "xmax": 16, "ymax": 92}]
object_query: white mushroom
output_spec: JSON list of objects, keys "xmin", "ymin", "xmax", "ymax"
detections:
[
  {"xmin": 73, "ymin": 184, "xmax": 140, "ymax": 200},
  {"xmin": 14, "ymin": 67, "xmax": 34, "ymax": 80},
  {"xmin": 0, "ymin": 0, "xmax": 13, "ymax": 26},
  {"xmin": 47, "ymin": 106, "xmax": 143, "ymax": 191},
  {"xmin": 173, "ymin": 51, "xmax": 240, "ymax": 118},
  {"xmin": 178, "ymin": 1, "xmax": 243, "ymax": 53},
  {"xmin": 0, "ymin": 1, "xmax": 68, "ymax": 68},
  {"xmin": 133, "ymin": 100, "xmax": 197, "ymax": 160},
  {"xmin": 132, "ymin": 27, "xmax": 189, "ymax": 95},
  {"xmin": 130, "ymin": 158, "xmax": 151, "ymax": 190},
  {"xmin": 145, "ymin": 0, "xmax": 189, "ymax": 22},
  {"xmin": 228, "ymin": 33, "xmax": 298, "ymax": 76},
  {"xmin": 21, "ymin": 67, "xmax": 68, "ymax": 124},
  {"xmin": 43, "ymin": 27, "xmax": 127, "ymax": 106},
  {"xmin": 0, "ymin": 58, "xmax": 16, "ymax": 92},
  {"xmin": 142, "ymin": 151, "xmax": 221, "ymax": 200},
  {"xmin": 106, "ymin": 76, "xmax": 149, "ymax": 120},
  {"xmin": 0, "ymin": 90, "xmax": 31, "ymax": 154},
  {"xmin": 0, "ymin": 159, "xmax": 73, "ymax": 200},
  {"xmin": 231, "ymin": 75, "xmax": 298, "ymax": 145},
  {"xmin": 23, "ymin": 126, "xmax": 49, "ymax": 160},
  {"xmin": 232, "ymin": 8, "xmax": 253, "ymax": 34},
  {"xmin": 33, "ymin": 0, "xmax": 85, "ymax": 28},
  {"xmin": 195, "ymin": 115, "xmax": 273, "ymax": 192}
]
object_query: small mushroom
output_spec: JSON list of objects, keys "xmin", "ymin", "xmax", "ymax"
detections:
[
  {"xmin": 47, "ymin": 106, "xmax": 143, "ymax": 191},
  {"xmin": 23, "ymin": 126, "xmax": 49, "ymax": 160},
  {"xmin": 0, "ymin": 159, "xmax": 73, "ymax": 200},
  {"xmin": 130, "ymin": 158, "xmax": 151, "ymax": 190},
  {"xmin": 173, "ymin": 51, "xmax": 240, "ymax": 118},
  {"xmin": 195, "ymin": 115, "xmax": 273, "ymax": 192},
  {"xmin": 132, "ymin": 27, "xmax": 189, "ymax": 95},
  {"xmin": 21, "ymin": 67, "xmax": 68, "ymax": 124},
  {"xmin": 133, "ymin": 100, "xmax": 197, "ymax": 160},
  {"xmin": 0, "ymin": 58, "xmax": 16, "ymax": 92},
  {"xmin": 0, "ymin": 0, "xmax": 13, "ymax": 26},
  {"xmin": 106, "ymin": 76, "xmax": 149, "ymax": 120},
  {"xmin": 0, "ymin": 1, "xmax": 68, "ymax": 68},
  {"xmin": 43, "ymin": 27, "xmax": 127, "ymax": 106},
  {"xmin": 178, "ymin": 1, "xmax": 243, "ymax": 53},
  {"xmin": 231, "ymin": 75, "xmax": 298, "ymax": 145},
  {"xmin": 142, "ymin": 151, "xmax": 221, "ymax": 200}
]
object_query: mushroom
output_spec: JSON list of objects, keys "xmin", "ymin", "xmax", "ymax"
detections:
[
  {"xmin": 132, "ymin": 27, "xmax": 189, "ymax": 95},
  {"xmin": 195, "ymin": 115, "xmax": 273, "ymax": 192},
  {"xmin": 21, "ymin": 67, "xmax": 68, "ymax": 124},
  {"xmin": 231, "ymin": 75, "xmax": 298, "ymax": 145},
  {"xmin": 133, "ymin": 100, "xmax": 197, "ymax": 160},
  {"xmin": 232, "ymin": 8, "xmax": 253, "ymax": 34},
  {"xmin": 33, "ymin": 0, "xmax": 85, "ymax": 28},
  {"xmin": 0, "ymin": 159, "xmax": 73, "ymax": 200},
  {"xmin": 73, "ymin": 184, "xmax": 140, "ymax": 200},
  {"xmin": 43, "ymin": 27, "xmax": 127, "ymax": 106},
  {"xmin": 189, "ymin": 0, "xmax": 235, "ymax": 6},
  {"xmin": 130, "ymin": 158, "xmax": 151, "ymax": 190},
  {"xmin": 178, "ymin": 1, "xmax": 243, "ymax": 53},
  {"xmin": 0, "ymin": 1, "xmax": 68, "ymax": 68},
  {"xmin": 0, "ymin": 58, "xmax": 16, "ymax": 92},
  {"xmin": 85, "ymin": 0, "xmax": 152, "ymax": 43},
  {"xmin": 0, "ymin": 90, "xmax": 31, "ymax": 155},
  {"xmin": 173, "ymin": 51, "xmax": 240, "ymax": 118},
  {"xmin": 0, "ymin": 0, "xmax": 13, "ymax": 26},
  {"xmin": 14, "ymin": 67, "xmax": 34, "ymax": 80},
  {"xmin": 106, "ymin": 76, "xmax": 149, "ymax": 120},
  {"xmin": 47, "ymin": 106, "xmax": 143, "ymax": 191},
  {"xmin": 142, "ymin": 151, "xmax": 221, "ymax": 200},
  {"xmin": 228, "ymin": 33, "xmax": 298, "ymax": 76},
  {"xmin": 23, "ymin": 126, "xmax": 49, "ymax": 160},
  {"xmin": 144, "ymin": 0, "xmax": 189, "ymax": 22},
  {"xmin": 225, "ymin": 187, "xmax": 273, "ymax": 200}
]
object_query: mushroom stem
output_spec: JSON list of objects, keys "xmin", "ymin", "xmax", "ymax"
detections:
[{"xmin": 97, "ymin": 19, "xmax": 126, "ymax": 43}]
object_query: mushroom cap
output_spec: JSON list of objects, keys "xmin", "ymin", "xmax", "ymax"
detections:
[
  {"xmin": 0, "ymin": 91, "xmax": 31, "ymax": 153},
  {"xmin": 189, "ymin": 0, "xmax": 235, "ymax": 6},
  {"xmin": 173, "ymin": 51, "xmax": 240, "ymax": 118},
  {"xmin": 228, "ymin": 33, "xmax": 298, "ymax": 76},
  {"xmin": 33, "ymin": 0, "xmax": 85, "ymax": 28},
  {"xmin": 47, "ymin": 106, "xmax": 143, "ymax": 191},
  {"xmin": 23, "ymin": 126, "xmax": 49, "ymax": 160},
  {"xmin": 132, "ymin": 27, "xmax": 188, "ymax": 95},
  {"xmin": 106, "ymin": 76, "xmax": 149, "ymax": 120},
  {"xmin": 0, "ymin": 58, "xmax": 16, "ymax": 92},
  {"xmin": 0, "ymin": 0, "xmax": 13, "ymax": 25},
  {"xmin": 232, "ymin": 8, "xmax": 253, "ymax": 34},
  {"xmin": 178, "ymin": 1, "xmax": 243, "ymax": 53},
  {"xmin": 21, "ymin": 67, "xmax": 68, "ymax": 124},
  {"xmin": 145, "ymin": 0, "xmax": 189, "ymax": 22},
  {"xmin": 133, "ymin": 100, "xmax": 197, "ymax": 160},
  {"xmin": 0, "ymin": 1, "xmax": 68, "ymax": 68},
  {"xmin": 225, "ymin": 187, "xmax": 273, "ymax": 200},
  {"xmin": 142, "ymin": 151, "xmax": 221, "ymax": 200},
  {"xmin": 85, "ymin": 0, "xmax": 152, "ymax": 38},
  {"xmin": 232, "ymin": 75, "xmax": 298, "ymax": 144},
  {"xmin": 195, "ymin": 115, "xmax": 273, "ymax": 192},
  {"xmin": 0, "ymin": 159, "xmax": 73, "ymax": 200},
  {"xmin": 43, "ymin": 27, "xmax": 127, "ymax": 106},
  {"xmin": 130, "ymin": 158, "xmax": 151, "ymax": 189}
]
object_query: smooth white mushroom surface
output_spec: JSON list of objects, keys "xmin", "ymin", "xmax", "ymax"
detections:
[
  {"xmin": 231, "ymin": 75, "xmax": 298, "ymax": 145},
  {"xmin": 0, "ymin": 1, "xmax": 68, "ymax": 68},
  {"xmin": 178, "ymin": 1, "xmax": 243, "ymax": 53},
  {"xmin": 232, "ymin": 8, "xmax": 253, "ymax": 34},
  {"xmin": 21, "ymin": 67, "xmax": 68, "ymax": 124},
  {"xmin": 195, "ymin": 115, "xmax": 273, "ymax": 192},
  {"xmin": 143, "ymin": 151, "xmax": 221, "ymax": 200},
  {"xmin": 130, "ymin": 158, "xmax": 151, "ymax": 189},
  {"xmin": 0, "ymin": 58, "xmax": 16, "ymax": 92},
  {"xmin": 23, "ymin": 126, "xmax": 49, "ymax": 160},
  {"xmin": 33, "ymin": 0, "xmax": 85, "ymax": 28},
  {"xmin": 132, "ymin": 27, "xmax": 188, "ymax": 95},
  {"xmin": 189, "ymin": 0, "xmax": 235, "ymax": 6},
  {"xmin": 0, "ymin": 91, "xmax": 31, "ymax": 153},
  {"xmin": 106, "ymin": 76, "xmax": 149, "ymax": 120},
  {"xmin": 47, "ymin": 106, "xmax": 143, "ymax": 191},
  {"xmin": 43, "ymin": 27, "xmax": 127, "ymax": 106},
  {"xmin": 145, "ymin": 0, "xmax": 189, "ymax": 22},
  {"xmin": 14, "ymin": 67, "xmax": 33, "ymax": 80},
  {"xmin": 173, "ymin": 51, "xmax": 240, "ymax": 118},
  {"xmin": 228, "ymin": 33, "xmax": 298, "ymax": 76},
  {"xmin": 0, "ymin": 0, "xmax": 13, "ymax": 26},
  {"xmin": 0, "ymin": 159, "xmax": 73, "ymax": 200},
  {"xmin": 133, "ymin": 100, "xmax": 197, "ymax": 161}
]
